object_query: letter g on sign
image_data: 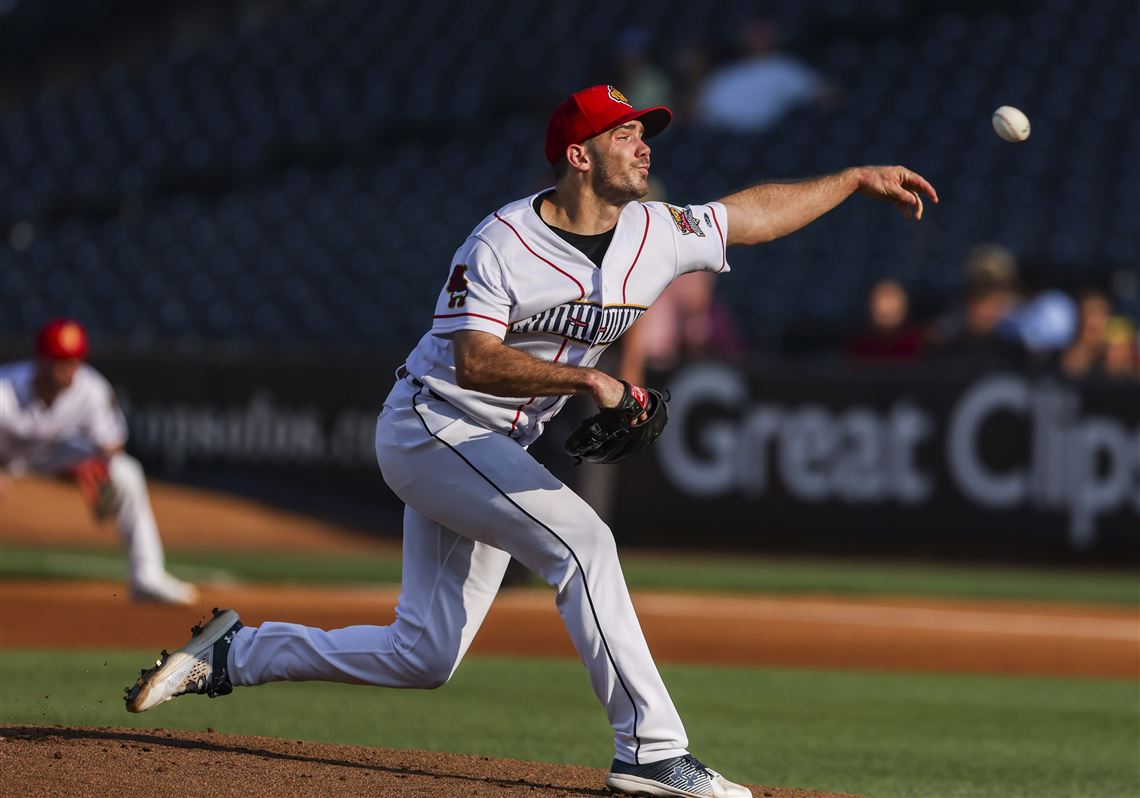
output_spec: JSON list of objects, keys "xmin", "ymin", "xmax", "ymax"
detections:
[{"xmin": 658, "ymin": 363, "xmax": 748, "ymax": 497}]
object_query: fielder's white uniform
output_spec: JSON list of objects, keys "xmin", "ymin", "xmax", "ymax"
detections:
[
  {"xmin": 228, "ymin": 191, "xmax": 730, "ymax": 765},
  {"xmin": 0, "ymin": 361, "xmax": 193, "ymax": 603}
]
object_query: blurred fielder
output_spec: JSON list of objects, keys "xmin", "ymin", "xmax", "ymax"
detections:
[
  {"xmin": 0, "ymin": 319, "xmax": 197, "ymax": 605},
  {"xmin": 125, "ymin": 85, "xmax": 936, "ymax": 797}
]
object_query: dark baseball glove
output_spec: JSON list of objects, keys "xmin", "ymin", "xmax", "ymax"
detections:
[
  {"xmin": 70, "ymin": 457, "xmax": 122, "ymax": 521},
  {"xmin": 564, "ymin": 381, "xmax": 669, "ymax": 465}
]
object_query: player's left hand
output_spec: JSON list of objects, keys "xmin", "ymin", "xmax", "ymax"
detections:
[
  {"xmin": 69, "ymin": 456, "xmax": 122, "ymax": 521},
  {"xmin": 564, "ymin": 381, "xmax": 668, "ymax": 464},
  {"xmin": 855, "ymin": 166, "xmax": 939, "ymax": 221}
]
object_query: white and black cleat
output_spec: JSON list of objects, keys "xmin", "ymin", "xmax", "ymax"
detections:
[
  {"xmin": 124, "ymin": 608, "xmax": 242, "ymax": 713},
  {"xmin": 606, "ymin": 753, "xmax": 752, "ymax": 797}
]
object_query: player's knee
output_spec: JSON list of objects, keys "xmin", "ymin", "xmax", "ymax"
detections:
[
  {"xmin": 419, "ymin": 670, "xmax": 452, "ymax": 689},
  {"xmin": 108, "ymin": 453, "xmax": 145, "ymax": 486},
  {"xmin": 576, "ymin": 519, "xmax": 619, "ymax": 562},
  {"xmin": 542, "ymin": 520, "xmax": 619, "ymax": 591},
  {"xmin": 392, "ymin": 630, "xmax": 460, "ymax": 688},
  {"xmin": 412, "ymin": 652, "xmax": 458, "ymax": 688}
]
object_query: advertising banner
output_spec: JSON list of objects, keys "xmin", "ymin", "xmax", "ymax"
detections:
[
  {"xmin": 75, "ymin": 351, "xmax": 1138, "ymax": 561},
  {"xmin": 615, "ymin": 361, "xmax": 1139, "ymax": 561}
]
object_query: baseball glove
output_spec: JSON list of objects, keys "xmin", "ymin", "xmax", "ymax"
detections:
[
  {"xmin": 70, "ymin": 457, "xmax": 122, "ymax": 521},
  {"xmin": 564, "ymin": 381, "xmax": 669, "ymax": 465}
]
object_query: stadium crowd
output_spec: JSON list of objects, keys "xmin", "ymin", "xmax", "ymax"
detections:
[{"xmin": 840, "ymin": 243, "xmax": 1139, "ymax": 380}]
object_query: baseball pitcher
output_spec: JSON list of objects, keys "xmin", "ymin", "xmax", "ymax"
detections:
[{"xmin": 125, "ymin": 85, "xmax": 936, "ymax": 797}]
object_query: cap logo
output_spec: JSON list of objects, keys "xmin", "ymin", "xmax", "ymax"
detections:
[
  {"xmin": 607, "ymin": 86, "xmax": 632, "ymax": 107},
  {"xmin": 58, "ymin": 324, "xmax": 84, "ymax": 352}
]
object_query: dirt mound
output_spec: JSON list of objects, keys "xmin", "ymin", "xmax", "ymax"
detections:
[{"xmin": 0, "ymin": 725, "xmax": 860, "ymax": 798}]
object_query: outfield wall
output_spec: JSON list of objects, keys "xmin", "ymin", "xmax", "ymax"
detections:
[{"xmin": 36, "ymin": 350, "xmax": 1138, "ymax": 563}]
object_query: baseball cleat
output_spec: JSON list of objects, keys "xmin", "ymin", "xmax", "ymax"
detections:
[
  {"xmin": 606, "ymin": 754, "xmax": 752, "ymax": 798},
  {"xmin": 124, "ymin": 607, "xmax": 242, "ymax": 713}
]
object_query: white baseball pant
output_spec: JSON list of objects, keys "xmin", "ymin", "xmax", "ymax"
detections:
[{"xmin": 228, "ymin": 377, "xmax": 689, "ymax": 765}]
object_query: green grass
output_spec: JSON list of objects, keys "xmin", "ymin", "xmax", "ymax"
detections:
[
  {"xmin": 618, "ymin": 552, "xmax": 1140, "ymax": 605},
  {"xmin": 3, "ymin": 544, "xmax": 1137, "ymax": 605},
  {"xmin": 0, "ymin": 546, "xmax": 404, "ymax": 586},
  {"xmin": 1, "ymin": 651, "xmax": 1136, "ymax": 798}
]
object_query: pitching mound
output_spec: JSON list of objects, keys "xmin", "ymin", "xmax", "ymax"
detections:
[{"xmin": 0, "ymin": 725, "xmax": 861, "ymax": 798}]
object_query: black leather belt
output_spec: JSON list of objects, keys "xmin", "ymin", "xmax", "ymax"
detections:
[
  {"xmin": 395, "ymin": 363, "xmax": 417, "ymax": 385},
  {"xmin": 396, "ymin": 364, "xmax": 446, "ymax": 401}
]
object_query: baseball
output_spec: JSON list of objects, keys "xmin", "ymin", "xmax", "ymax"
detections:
[{"xmin": 992, "ymin": 106, "xmax": 1031, "ymax": 142}]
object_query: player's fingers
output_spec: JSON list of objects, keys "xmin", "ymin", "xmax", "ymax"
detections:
[
  {"xmin": 902, "ymin": 170, "xmax": 939, "ymax": 204},
  {"xmin": 885, "ymin": 183, "xmax": 918, "ymax": 209},
  {"xmin": 891, "ymin": 191, "xmax": 920, "ymax": 220}
]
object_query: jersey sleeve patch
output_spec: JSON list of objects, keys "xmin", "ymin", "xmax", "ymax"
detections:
[
  {"xmin": 446, "ymin": 264, "xmax": 469, "ymax": 308},
  {"xmin": 667, "ymin": 204, "xmax": 705, "ymax": 237},
  {"xmin": 431, "ymin": 239, "xmax": 511, "ymax": 339},
  {"xmin": 660, "ymin": 201, "xmax": 731, "ymax": 277}
]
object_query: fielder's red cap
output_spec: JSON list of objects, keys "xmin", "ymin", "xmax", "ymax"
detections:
[
  {"xmin": 36, "ymin": 319, "xmax": 89, "ymax": 360},
  {"xmin": 545, "ymin": 85, "xmax": 672, "ymax": 165}
]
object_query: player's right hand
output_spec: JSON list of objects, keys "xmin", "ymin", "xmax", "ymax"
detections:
[{"xmin": 854, "ymin": 165, "xmax": 939, "ymax": 220}]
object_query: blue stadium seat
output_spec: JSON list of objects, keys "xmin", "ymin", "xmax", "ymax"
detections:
[{"xmin": 1, "ymin": 0, "xmax": 1135, "ymax": 350}]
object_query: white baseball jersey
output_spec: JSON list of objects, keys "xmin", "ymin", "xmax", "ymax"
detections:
[
  {"xmin": 0, "ymin": 361, "xmax": 127, "ymax": 472},
  {"xmin": 403, "ymin": 190, "xmax": 731, "ymax": 445}
]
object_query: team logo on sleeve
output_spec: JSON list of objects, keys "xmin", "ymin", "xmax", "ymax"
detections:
[
  {"xmin": 667, "ymin": 204, "xmax": 705, "ymax": 237},
  {"xmin": 446, "ymin": 264, "xmax": 469, "ymax": 308},
  {"xmin": 607, "ymin": 86, "xmax": 632, "ymax": 107}
]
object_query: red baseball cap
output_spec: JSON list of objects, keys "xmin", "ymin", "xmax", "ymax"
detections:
[
  {"xmin": 36, "ymin": 319, "xmax": 89, "ymax": 360},
  {"xmin": 545, "ymin": 85, "xmax": 672, "ymax": 165}
]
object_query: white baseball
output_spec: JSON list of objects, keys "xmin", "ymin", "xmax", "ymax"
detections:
[{"xmin": 992, "ymin": 106, "xmax": 1031, "ymax": 142}]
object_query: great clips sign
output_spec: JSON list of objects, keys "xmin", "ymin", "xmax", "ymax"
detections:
[{"xmin": 617, "ymin": 362, "xmax": 1139, "ymax": 560}]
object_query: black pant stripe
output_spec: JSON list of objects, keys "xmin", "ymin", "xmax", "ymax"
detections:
[{"xmin": 409, "ymin": 388, "xmax": 643, "ymax": 763}]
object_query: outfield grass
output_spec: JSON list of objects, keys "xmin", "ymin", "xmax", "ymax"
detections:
[
  {"xmin": 2, "ymin": 544, "xmax": 1137, "ymax": 605},
  {"xmin": 0, "ymin": 546, "xmax": 404, "ymax": 586},
  {"xmin": 619, "ymin": 552, "xmax": 1140, "ymax": 605},
  {"xmin": 1, "ymin": 651, "xmax": 1135, "ymax": 798}
]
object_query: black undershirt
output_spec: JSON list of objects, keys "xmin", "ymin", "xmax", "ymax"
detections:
[{"xmin": 533, "ymin": 193, "xmax": 615, "ymax": 268}]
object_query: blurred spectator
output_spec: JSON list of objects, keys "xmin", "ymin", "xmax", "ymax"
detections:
[
  {"xmin": 844, "ymin": 279, "xmax": 924, "ymax": 363},
  {"xmin": 610, "ymin": 28, "xmax": 673, "ymax": 110},
  {"xmin": 694, "ymin": 19, "xmax": 829, "ymax": 134},
  {"xmin": 1061, "ymin": 290, "xmax": 1139, "ymax": 379},
  {"xmin": 1059, "ymin": 289, "xmax": 1112, "ymax": 378},
  {"xmin": 1103, "ymin": 317, "xmax": 1140, "ymax": 378},
  {"xmin": 929, "ymin": 244, "xmax": 1027, "ymax": 367},
  {"xmin": 618, "ymin": 271, "xmax": 745, "ymax": 386},
  {"xmin": 578, "ymin": 261, "xmax": 743, "ymax": 524},
  {"xmin": 963, "ymin": 242, "xmax": 1019, "ymax": 296},
  {"xmin": 999, "ymin": 288, "xmax": 1078, "ymax": 356}
]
